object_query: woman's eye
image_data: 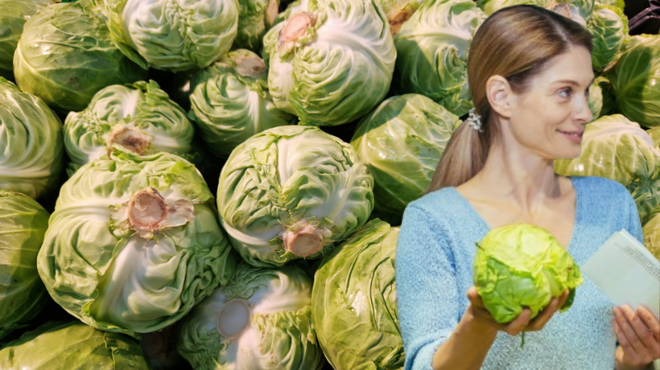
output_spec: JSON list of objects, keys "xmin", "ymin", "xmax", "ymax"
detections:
[{"xmin": 558, "ymin": 87, "xmax": 572, "ymax": 98}]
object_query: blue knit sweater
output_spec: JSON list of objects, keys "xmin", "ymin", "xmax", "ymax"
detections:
[{"xmin": 395, "ymin": 176, "xmax": 644, "ymax": 370}]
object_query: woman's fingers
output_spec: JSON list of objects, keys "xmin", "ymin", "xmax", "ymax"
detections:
[
  {"xmin": 527, "ymin": 298, "xmax": 560, "ymax": 331},
  {"xmin": 637, "ymin": 306, "xmax": 660, "ymax": 342},
  {"xmin": 613, "ymin": 306, "xmax": 659, "ymax": 364},
  {"xmin": 505, "ymin": 309, "xmax": 531, "ymax": 336}
]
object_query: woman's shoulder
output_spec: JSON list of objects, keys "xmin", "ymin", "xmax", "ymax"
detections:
[
  {"xmin": 572, "ymin": 175, "xmax": 631, "ymax": 199},
  {"xmin": 404, "ymin": 186, "xmax": 467, "ymax": 220}
]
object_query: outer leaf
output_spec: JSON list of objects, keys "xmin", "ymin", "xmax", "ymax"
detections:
[
  {"xmin": 0, "ymin": 0, "xmax": 56, "ymax": 81},
  {"xmin": 13, "ymin": 0, "xmax": 147, "ymax": 112},
  {"xmin": 235, "ymin": 0, "xmax": 280, "ymax": 51},
  {"xmin": 217, "ymin": 125, "xmax": 374, "ymax": 267},
  {"xmin": 555, "ymin": 114, "xmax": 660, "ymax": 222},
  {"xmin": 0, "ymin": 78, "xmax": 63, "ymax": 200},
  {"xmin": 189, "ymin": 50, "xmax": 296, "ymax": 158},
  {"xmin": 105, "ymin": 0, "xmax": 239, "ymax": 72},
  {"xmin": 0, "ymin": 321, "xmax": 151, "ymax": 370},
  {"xmin": 477, "ymin": 0, "xmax": 594, "ymax": 26},
  {"xmin": 64, "ymin": 80, "xmax": 195, "ymax": 174},
  {"xmin": 177, "ymin": 263, "xmax": 323, "ymax": 370},
  {"xmin": 0, "ymin": 191, "xmax": 49, "ymax": 340},
  {"xmin": 312, "ymin": 219, "xmax": 404, "ymax": 370},
  {"xmin": 609, "ymin": 35, "xmax": 660, "ymax": 128},
  {"xmin": 392, "ymin": 0, "xmax": 486, "ymax": 117},
  {"xmin": 37, "ymin": 150, "xmax": 238, "ymax": 336},
  {"xmin": 350, "ymin": 94, "xmax": 460, "ymax": 224},
  {"xmin": 267, "ymin": 0, "xmax": 397, "ymax": 126},
  {"xmin": 649, "ymin": 127, "xmax": 660, "ymax": 149}
]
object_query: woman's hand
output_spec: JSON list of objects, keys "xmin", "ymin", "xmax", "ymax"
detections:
[
  {"xmin": 613, "ymin": 305, "xmax": 660, "ymax": 369},
  {"xmin": 466, "ymin": 287, "xmax": 570, "ymax": 336}
]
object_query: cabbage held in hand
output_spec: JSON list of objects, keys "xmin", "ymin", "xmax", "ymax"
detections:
[
  {"xmin": 264, "ymin": 0, "xmax": 397, "ymax": 126},
  {"xmin": 0, "ymin": 78, "xmax": 63, "ymax": 200},
  {"xmin": 0, "ymin": 192, "xmax": 49, "ymax": 341},
  {"xmin": 64, "ymin": 80, "xmax": 195, "ymax": 175},
  {"xmin": 177, "ymin": 262, "xmax": 324, "ymax": 370},
  {"xmin": 217, "ymin": 125, "xmax": 374, "ymax": 267},
  {"xmin": 37, "ymin": 149, "xmax": 238, "ymax": 336},
  {"xmin": 0, "ymin": 321, "xmax": 151, "ymax": 370},
  {"xmin": 474, "ymin": 224, "xmax": 583, "ymax": 324},
  {"xmin": 14, "ymin": 0, "xmax": 147, "ymax": 112}
]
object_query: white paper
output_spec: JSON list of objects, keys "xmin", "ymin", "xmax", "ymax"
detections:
[{"xmin": 582, "ymin": 230, "xmax": 660, "ymax": 318}]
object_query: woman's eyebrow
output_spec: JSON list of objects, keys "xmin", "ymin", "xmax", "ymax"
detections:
[{"xmin": 553, "ymin": 77, "xmax": 596, "ymax": 86}]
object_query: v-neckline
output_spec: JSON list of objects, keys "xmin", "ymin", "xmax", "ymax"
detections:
[{"xmin": 449, "ymin": 176, "xmax": 582, "ymax": 251}]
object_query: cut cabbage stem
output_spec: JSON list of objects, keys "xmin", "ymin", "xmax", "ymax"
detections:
[
  {"xmin": 279, "ymin": 12, "xmax": 315, "ymax": 48},
  {"xmin": 217, "ymin": 299, "xmax": 252, "ymax": 340},
  {"xmin": 281, "ymin": 221, "xmax": 326, "ymax": 257},
  {"xmin": 266, "ymin": 0, "xmax": 278, "ymax": 27},
  {"xmin": 107, "ymin": 125, "xmax": 151, "ymax": 156},
  {"xmin": 128, "ymin": 187, "xmax": 168, "ymax": 233},
  {"xmin": 235, "ymin": 56, "xmax": 266, "ymax": 78},
  {"xmin": 389, "ymin": 9, "xmax": 415, "ymax": 35}
]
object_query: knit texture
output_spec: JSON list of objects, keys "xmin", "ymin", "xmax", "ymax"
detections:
[{"xmin": 396, "ymin": 176, "xmax": 644, "ymax": 370}]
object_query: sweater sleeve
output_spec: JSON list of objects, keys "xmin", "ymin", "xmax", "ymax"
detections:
[
  {"xmin": 623, "ymin": 189, "xmax": 644, "ymax": 244},
  {"xmin": 396, "ymin": 203, "xmax": 462, "ymax": 370}
]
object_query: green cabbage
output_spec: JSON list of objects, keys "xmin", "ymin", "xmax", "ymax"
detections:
[
  {"xmin": 0, "ymin": 0, "xmax": 56, "ymax": 81},
  {"xmin": 235, "ymin": 0, "xmax": 280, "ymax": 51},
  {"xmin": 588, "ymin": 79, "xmax": 604, "ymax": 119},
  {"xmin": 177, "ymin": 262, "xmax": 324, "ymax": 370},
  {"xmin": 375, "ymin": 0, "xmax": 427, "ymax": 35},
  {"xmin": 351, "ymin": 94, "xmax": 461, "ymax": 224},
  {"xmin": 263, "ymin": 0, "xmax": 396, "ymax": 126},
  {"xmin": 609, "ymin": 35, "xmax": 660, "ymax": 128},
  {"xmin": 0, "ymin": 78, "xmax": 64, "ymax": 200},
  {"xmin": 392, "ymin": 0, "xmax": 486, "ymax": 117},
  {"xmin": 555, "ymin": 115, "xmax": 660, "ymax": 222},
  {"xmin": 588, "ymin": 4, "xmax": 628, "ymax": 71},
  {"xmin": 0, "ymin": 191, "xmax": 49, "ymax": 341},
  {"xmin": 312, "ymin": 219, "xmax": 404, "ymax": 370},
  {"xmin": 0, "ymin": 321, "xmax": 151, "ymax": 370},
  {"xmin": 189, "ymin": 50, "xmax": 296, "ymax": 158},
  {"xmin": 649, "ymin": 127, "xmax": 660, "ymax": 148},
  {"xmin": 105, "ymin": 0, "xmax": 239, "ymax": 72},
  {"xmin": 477, "ymin": 0, "xmax": 594, "ymax": 26},
  {"xmin": 474, "ymin": 223, "xmax": 583, "ymax": 324},
  {"xmin": 217, "ymin": 125, "xmax": 374, "ymax": 267},
  {"xmin": 37, "ymin": 149, "xmax": 238, "ymax": 337},
  {"xmin": 64, "ymin": 80, "xmax": 195, "ymax": 176},
  {"xmin": 13, "ymin": 0, "xmax": 147, "ymax": 112}
]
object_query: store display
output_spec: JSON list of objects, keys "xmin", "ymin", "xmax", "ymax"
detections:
[{"xmin": 0, "ymin": 0, "xmax": 657, "ymax": 368}]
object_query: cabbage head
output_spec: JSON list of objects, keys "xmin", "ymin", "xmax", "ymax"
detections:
[
  {"xmin": 351, "ymin": 94, "xmax": 461, "ymax": 224},
  {"xmin": 643, "ymin": 211, "xmax": 660, "ymax": 261},
  {"xmin": 177, "ymin": 262, "xmax": 324, "ymax": 370},
  {"xmin": 474, "ymin": 223, "xmax": 583, "ymax": 324},
  {"xmin": 189, "ymin": 50, "xmax": 296, "ymax": 158},
  {"xmin": 555, "ymin": 115, "xmax": 660, "ymax": 222},
  {"xmin": 649, "ymin": 127, "xmax": 660, "ymax": 148},
  {"xmin": 0, "ymin": 321, "xmax": 151, "ymax": 370},
  {"xmin": 64, "ymin": 80, "xmax": 195, "ymax": 176},
  {"xmin": 588, "ymin": 80, "xmax": 604, "ymax": 119},
  {"xmin": 217, "ymin": 125, "xmax": 374, "ymax": 267},
  {"xmin": 0, "ymin": 78, "xmax": 63, "ymax": 200},
  {"xmin": 392, "ymin": 0, "xmax": 486, "ymax": 117},
  {"xmin": 263, "ymin": 0, "xmax": 397, "ymax": 126},
  {"xmin": 312, "ymin": 219, "xmax": 404, "ymax": 370},
  {"xmin": 235, "ymin": 0, "xmax": 280, "ymax": 51},
  {"xmin": 0, "ymin": 191, "xmax": 49, "ymax": 341},
  {"xmin": 37, "ymin": 149, "xmax": 238, "ymax": 336},
  {"xmin": 105, "ymin": 0, "xmax": 239, "ymax": 72},
  {"xmin": 13, "ymin": 0, "xmax": 147, "ymax": 113},
  {"xmin": 609, "ymin": 35, "xmax": 660, "ymax": 128},
  {"xmin": 588, "ymin": 4, "xmax": 628, "ymax": 71},
  {"xmin": 0, "ymin": 0, "xmax": 56, "ymax": 81}
]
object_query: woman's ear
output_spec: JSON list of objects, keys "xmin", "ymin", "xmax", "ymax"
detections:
[{"xmin": 486, "ymin": 76, "xmax": 513, "ymax": 119}]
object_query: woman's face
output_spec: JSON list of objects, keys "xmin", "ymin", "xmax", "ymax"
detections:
[{"xmin": 504, "ymin": 46, "xmax": 595, "ymax": 160}]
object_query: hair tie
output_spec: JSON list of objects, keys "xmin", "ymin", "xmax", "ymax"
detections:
[{"xmin": 465, "ymin": 107, "xmax": 483, "ymax": 132}]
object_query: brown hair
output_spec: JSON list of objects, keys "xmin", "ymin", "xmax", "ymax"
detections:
[{"xmin": 427, "ymin": 5, "xmax": 592, "ymax": 192}]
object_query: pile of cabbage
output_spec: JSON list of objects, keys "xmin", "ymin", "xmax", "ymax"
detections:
[{"xmin": 0, "ymin": 0, "xmax": 658, "ymax": 368}]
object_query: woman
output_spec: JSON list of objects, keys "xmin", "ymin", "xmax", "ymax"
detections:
[{"xmin": 395, "ymin": 5, "xmax": 660, "ymax": 370}]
